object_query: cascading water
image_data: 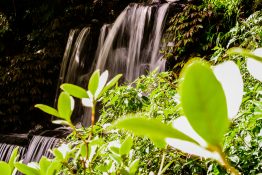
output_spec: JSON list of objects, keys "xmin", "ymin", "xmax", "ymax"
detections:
[
  {"xmin": 95, "ymin": 3, "xmax": 170, "ymax": 82},
  {"xmin": 22, "ymin": 135, "xmax": 60, "ymax": 164},
  {"xmin": 0, "ymin": 143, "xmax": 26, "ymax": 162}
]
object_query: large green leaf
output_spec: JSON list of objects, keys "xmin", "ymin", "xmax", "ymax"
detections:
[
  {"xmin": 35, "ymin": 104, "xmax": 60, "ymax": 118},
  {"xmin": 60, "ymin": 83, "xmax": 89, "ymax": 98},
  {"xmin": 88, "ymin": 70, "xmax": 100, "ymax": 95},
  {"xmin": 179, "ymin": 59, "xmax": 229, "ymax": 146},
  {"xmin": 58, "ymin": 92, "xmax": 73, "ymax": 122},
  {"xmin": 0, "ymin": 161, "xmax": 11, "ymax": 175},
  {"xmin": 15, "ymin": 162, "xmax": 40, "ymax": 175},
  {"xmin": 111, "ymin": 116, "xmax": 195, "ymax": 148},
  {"xmin": 8, "ymin": 146, "xmax": 19, "ymax": 171}
]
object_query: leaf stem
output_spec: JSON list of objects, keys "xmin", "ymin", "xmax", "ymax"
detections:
[
  {"xmin": 217, "ymin": 148, "xmax": 241, "ymax": 175},
  {"xmin": 158, "ymin": 149, "xmax": 166, "ymax": 175}
]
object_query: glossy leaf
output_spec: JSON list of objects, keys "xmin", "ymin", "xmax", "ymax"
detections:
[
  {"xmin": 172, "ymin": 116, "xmax": 207, "ymax": 147},
  {"xmin": 52, "ymin": 120, "xmax": 71, "ymax": 126},
  {"xmin": 46, "ymin": 161, "xmax": 61, "ymax": 175},
  {"xmin": 15, "ymin": 162, "xmax": 40, "ymax": 175},
  {"xmin": 8, "ymin": 146, "xmax": 19, "ymax": 171},
  {"xmin": 97, "ymin": 74, "xmax": 122, "ymax": 99},
  {"xmin": 111, "ymin": 116, "xmax": 195, "ymax": 148},
  {"xmin": 35, "ymin": 104, "xmax": 60, "ymax": 118},
  {"xmin": 119, "ymin": 136, "xmax": 133, "ymax": 156},
  {"xmin": 81, "ymin": 98, "xmax": 93, "ymax": 107},
  {"xmin": 109, "ymin": 154, "xmax": 122, "ymax": 165},
  {"xmin": 88, "ymin": 70, "xmax": 100, "ymax": 95},
  {"xmin": 58, "ymin": 92, "xmax": 73, "ymax": 122},
  {"xmin": 213, "ymin": 61, "xmax": 243, "ymax": 119},
  {"xmin": 166, "ymin": 138, "xmax": 221, "ymax": 161},
  {"xmin": 179, "ymin": 59, "xmax": 229, "ymax": 146},
  {"xmin": 0, "ymin": 161, "xmax": 11, "ymax": 175},
  {"xmin": 246, "ymin": 48, "xmax": 262, "ymax": 81},
  {"xmin": 227, "ymin": 47, "xmax": 262, "ymax": 62},
  {"xmin": 129, "ymin": 159, "xmax": 140, "ymax": 175},
  {"xmin": 80, "ymin": 143, "xmax": 87, "ymax": 159},
  {"xmin": 39, "ymin": 157, "xmax": 51, "ymax": 175},
  {"xmin": 60, "ymin": 83, "xmax": 89, "ymax": 98},
  {"xmin": 95, "ymin": 70, "xmax": 109, "ymax": 98}
]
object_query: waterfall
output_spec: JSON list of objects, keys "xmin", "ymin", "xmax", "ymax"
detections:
[
  {"xmin": 0, "ymin": 143, "xmax": 26, "ymax": 162},
  {"xmin": 22, "ymin": 136, "xmax": 60, "ymax": 164},
  {"xmin": 95, "ymin": 3, "xmax": 169, "ymax": 81}
]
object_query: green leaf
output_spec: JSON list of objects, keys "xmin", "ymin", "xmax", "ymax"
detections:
[
  {"xmin": 35, "ymin": 104, "xmax": 60, "ymax": 118},
  {"xmin": 15, "ymin": 162, "xmax": 40, "ymax": 175},
  {"xmin": 179, "ymin": 59, "xmax": 229, "ymax": 146},
  {"xmin": 95, "ymin": 70, "xmax": 109, "ymax": 99},
  {"xmin": 60, "ymin": 83, "xmax": 89, "ymax": 98},
  {"xmin": 80, "ymin": 143, "xmax": 87, "ymax": 158},
  {"xmin": 97, "ymin": 74, "xmax": 122, "ymax": 99},
  {"xmin": 111, "ymin": 116, "xmax": 195, "ymax": 148},
  {"xmin": 119, "ymin": 136, "xmax": 133, "ymax": 155},
  {"xmin": 0, "ymin": 161, "xmax": 11, "ymax": 175},
  {"xmin": 52, "ymin": 120, "xmax": 71, "ymax": 126},
  {"xmin": 58, "ymin": 92, "xmax": 73, "ymax": 122},
  {"xmin": 246, "ymin": 48, "xmax": 262, "ymax": 82},
  {"xmin": 227, "ymin": 47, "xmax": 262, "ymax": 62},
  {"xmin": 129, "ymin": 159, "xmax": 139, "ymax": 175},
  {"xmin": 109, "ymin": 146, "xmax": 120, "ymax": 155},
  {"xmin": 39, "ymin": 157, "xmax": 51, "ymax": 175},
  {"xmin": 46, "ymin": 161, "xmax": 61, "ymax": 175},
  {"xmin": 109, "ymin": 154, "xmax": 122, "ymax": 165},
  {"xmin": 8, "ymin": 146, "xmax": 19, "ymax": 171},
  {"xmin": 88, "ymin": 70, "xmax": 100, "ymax": 95},
  {"xmin": 52, "ymin": 149, "xmax": 63, "ymax": 161}
]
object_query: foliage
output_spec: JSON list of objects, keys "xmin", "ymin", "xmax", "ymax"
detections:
[
  {"xmin": 0, "ymin": 53, "xmax": 59, "ymax": 133},
  {"xmin": 0, "ymin": 146, "xmax": 19, "ymax": 175},
  {"xmin": 161, "ymin": 4, "xmax": 228, "ymax": 73}
]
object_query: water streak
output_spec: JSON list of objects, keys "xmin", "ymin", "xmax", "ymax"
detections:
[
  {"xmin": 95, "ymin": 3, "xmax": 169, "ymax": 81},
  {"xmin": 0, "ymin": 143, "xmax": 26, "ymax": 162},
  {"xmin": 23, "ymin": 136, "xmax": 60, "ymax": 163}
]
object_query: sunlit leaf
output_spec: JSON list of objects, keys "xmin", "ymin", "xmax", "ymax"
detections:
[
  {"xmin": 227, "ymin": 47, "xmax": 262, "ymax": 62},
  {"xmin": 109, "ymin": 154, "xmax": 122, "ymax": 165},
  {"xmin": 119, "ymin": 136, "xmax": 133, "ymax": 156},
  {"xmin": 81, "ymin": 98, "xmax": 93, "ymax": 107},
  {"xmin": 39, "ymin": 157, "xmax": 51, "ymax": 175},
  {"xmin": 52, "ymin": 120, "xmax": 71, "ymax": 126},
  {"xmin": 179, "ymin": 59, "xmax": 229, "ymax": 146},
  {"xmin": 247, "ymin": 48, "xmax": 262, "ymax": 81},
  {"xmin": 15, "ymin": 162, "xmax": 40, "ymax": 175},
  {"xmin": 98, "ymin": 74, "xmax": 122, "ymax": 99},
  {"xmin": 0, "ymin": 161, "xmax": 11, "ymax": 175},
  {"xmin": 60, "ymin": 83, "xmax": 89, "ymax": 98},
  {"xmin": 35, "ymin": 104, "xmax": 60, "ymax": 118},
  {"xmin": 111, "ymin": 116, "xmax": 195, "ymax": 148},
  {"xmin": 8, "ymin": 146, "xmax": 19, "ymax": 171},
  {"xmin": 166, "ymin": 138, "xmax": 221, "ymax": 161},
  {"xmin": 80, "ymin": 143, "xmax": 87, "ymax": 159},
  {"xmin": 46, "ymin": 161, "xmax": 61, "ymax": 175},
  {"xmin": 95, "ymin": 70, "xmax": 109, "ymax": 99},
  {"xmin": 172, "ymin": 116, "xmax": 207, "ymax": 147},
  {"xmin": 128, "ymin": 159, "xmax": 139, "ymax": 175},
  {"xmin": 88, "ymin": 70, "xmax": 100, "ymax": 95},
  {"xmin": 58, "ymin": 92, "xmax": 74, "ymax": 122},
  {"xmin": 213, "ymin": 61, "xmax": 243, "ymax": 119}
]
